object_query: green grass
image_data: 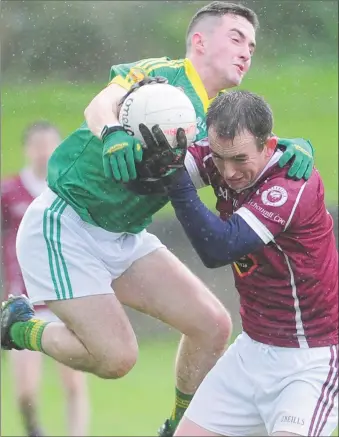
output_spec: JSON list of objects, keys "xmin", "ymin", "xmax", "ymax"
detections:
[
  {"xmin": 1, "ymin": 337, "xmax": 338, "ymax": 436},
  {"xmin": 1, "ymin": 338, "xmax": 179, "ymax": 436},
  {"xmin": 2, "ymin": 63, "xmax": 338, "ymax": 218}
]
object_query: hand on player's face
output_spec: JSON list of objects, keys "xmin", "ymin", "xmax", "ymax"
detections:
[
  {"xmin": 209, "ymin": 128, "xmax": 275, "ymax": 191},
  {"xmin": 206, "ymin": 15, "xmax": 256, "ymax": 88}
]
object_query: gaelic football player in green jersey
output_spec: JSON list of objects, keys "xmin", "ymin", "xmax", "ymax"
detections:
[{"xmin": 2, "ymin": 2, "xmax": 314, "ymax": 436}]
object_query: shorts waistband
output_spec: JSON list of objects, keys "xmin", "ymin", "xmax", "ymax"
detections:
[
  {"xmin": 41, "ymin": 188, "xmax": 127, "ymax": 237},
  {"xmin": 41, "ymin": 187, "xmax": 84, "ymax": 224}
]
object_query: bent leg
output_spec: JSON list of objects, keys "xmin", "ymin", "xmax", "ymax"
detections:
[
  {"xmin": 114, "ymin": 247, "xmax": 232, "ymax": 394},
  {"xmin": 15, "ymin": 190, "xmax": 138, "ymax": 379},
  {"xmin": 114, "ymin": 245, "xmax": 232, "ymax": 430},
  {"xmin": 45, "ymin": 294, "xmax": 138, "ymax": 379}
]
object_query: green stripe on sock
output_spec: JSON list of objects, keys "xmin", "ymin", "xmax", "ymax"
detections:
[{"xmin": 169, "ymin": 388, "xmax": 194, "ymax": 430}]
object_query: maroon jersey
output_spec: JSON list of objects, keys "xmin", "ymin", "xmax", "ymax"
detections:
[
  {"xmin": 1, "ymin": 169, "xmax": 46, "ymax": 303},
  {"xmin": 187, "ymin": 141, "xmax": 338, "ymax": 348}
]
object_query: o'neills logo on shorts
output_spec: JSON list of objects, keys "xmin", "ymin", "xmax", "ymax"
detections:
[{"xmin": 280, "ymin": 415, "xmax": 305, "ymax": 426}]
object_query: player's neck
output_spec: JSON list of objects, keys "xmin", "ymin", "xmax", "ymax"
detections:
[{"xmin": 187, "ymin": 56, "xmax": 221, "ymax": 100}]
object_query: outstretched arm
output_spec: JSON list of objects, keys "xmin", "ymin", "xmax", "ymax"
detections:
[{"xmin": 168, "ymin": 171, "xmax": 265, "ymax": 268}]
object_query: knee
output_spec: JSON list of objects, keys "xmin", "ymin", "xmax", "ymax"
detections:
[
  {"xmin": 212, "ymin": 306, "xmax": 233, "ymax": 348},
  {"xmin": 94, "ymin": 340, "xmax": 139, "ymax": 380},
  {"xmin": 201, "ymin": 300, "xmax": 233, "ymax": 349}
]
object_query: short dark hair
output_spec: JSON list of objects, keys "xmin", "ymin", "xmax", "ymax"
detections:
[
  {"xmin": 206, "ymin": 90, "xmax": 273, "ymax": 149},
  {"xmin": 186, "ymin": 1, "xmax": 259, "ymax": 50},
  {"xmin": 22, "ymin": 120, "xmax": 60, "ymax": 145}
]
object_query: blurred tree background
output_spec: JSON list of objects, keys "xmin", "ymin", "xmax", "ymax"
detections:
[
  {"xmin": 1, "ymin": 2, "xmax": 338, "ymax": 436},
  {"xmin": 1, "ymin": 0, "xmax": 338, "ymax": 81}
]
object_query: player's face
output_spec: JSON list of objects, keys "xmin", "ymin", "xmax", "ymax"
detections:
[
  {"xmin": 209, "ymin": 128, "xmax": 277, "ymax": 191},
  {"xmin": 204, "ymin": 15, "xmax": 256, "ymax": 88},
  {"xmin": 25, "ymin": 130, "xmax": 60, "ymax": 177}
]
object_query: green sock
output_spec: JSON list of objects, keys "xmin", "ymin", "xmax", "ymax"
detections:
[
  {"xmin": 9, "ymin": 319, "xmax": 49, "ymax": 352},
  {"xmin": 169, "ymin": 387, "xmax": 194, "ymax": 430}
]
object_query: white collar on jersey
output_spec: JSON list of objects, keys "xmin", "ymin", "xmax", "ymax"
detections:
[
  {"xmin": 19, "ymin": 167, "xmax": 47, "ymax": 198},
  {"xmin": 233, "ymin": 149, "xmax": 283, "ymax": 193}
]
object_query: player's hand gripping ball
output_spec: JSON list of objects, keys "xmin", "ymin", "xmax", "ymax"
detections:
[
  {"xmin": 118, "ymin": 76, "xmax": 196, "ymax": 149},
  {"xmin": 102, "ymin": 76, "xmax": 172, "ymax": 183},
  {"xmin": 102, "ymin": 128, "xmax": 143, "ymax": 183},
  {"xmin": 125, "ymin": 124, "xmax": 188, "ymax": 195}
]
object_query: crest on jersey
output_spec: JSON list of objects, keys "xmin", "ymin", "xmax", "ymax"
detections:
[
  {"xmin": 233, "ymin": 254, "xmax": 258, "ymax": 277},
  {"xmin": 261, "ymin": 186, "xmax": 288, "ymax": 207}
]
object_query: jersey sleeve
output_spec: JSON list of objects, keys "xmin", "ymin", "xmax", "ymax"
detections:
[
  {"xmin": 108, "ymin": 57, "xmax": 184, "ymax": 90},
  {"xmin": 235, "ymin": 177, "xmax": 308, "ymax": 244},
  {"xmin": 169, "ymin": 170, "xmax": 264, "ymax": 268},
  {"xmin": 185, "ymin": 138, "xmax": 211, "ymax": 189}
]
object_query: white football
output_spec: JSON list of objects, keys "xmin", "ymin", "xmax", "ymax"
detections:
[{"xmin": 118, "ymin": 83, "xmax": 197, "ymax": 148}]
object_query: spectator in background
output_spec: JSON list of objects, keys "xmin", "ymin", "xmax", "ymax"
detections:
[{"xmin": 1, "ymin": 121, "xmax": 90, "ymax": 437}]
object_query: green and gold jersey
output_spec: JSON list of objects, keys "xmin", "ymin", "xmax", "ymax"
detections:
[{"xmin": 47, "ymin": 57, "xmax": 211, "ymax": 233}]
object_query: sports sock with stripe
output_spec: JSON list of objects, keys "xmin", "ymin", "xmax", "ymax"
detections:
[
  {"xmin": 168, "ymin": 387, "xmax": 194, "ymax": 430},
  {"xmin": 10, "ymin": 319, "xmax": 49, "ymax": 352}
]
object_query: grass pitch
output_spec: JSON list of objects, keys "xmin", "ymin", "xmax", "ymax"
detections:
[{"xmin": 1, "ymin": 336, "xmax": 338, "ymax": 436}]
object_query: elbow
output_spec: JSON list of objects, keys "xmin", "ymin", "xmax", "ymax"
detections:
[
  {"xmin": 191, "ymin": 242, "xmax": 230, "ymax": 269},
  {"xmin": 198, "ymin": 252, "xmax": 227, "ymax": 269},
  {"xmin": 84, "ymin": 93, "xmax": 100, "ymax": 122},
  {"xmin": 202, "ymin": 259, "xmax": 222, "ymax": 269},
  {"xmin": 84, "ymin": 101, "xmax": 92, "ymax": 121}
]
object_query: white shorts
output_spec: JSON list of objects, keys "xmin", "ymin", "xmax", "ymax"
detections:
[
  {"xmin": 16, "ymin": 188, "xmax": 164, "ymax": 305},
  {"xmin": 185, "ymin": 332, "xmax": 338, "ymax": 436},
  {"xmin": 35, "ymin": 307, "xmax": 60, "ymax": 323}
]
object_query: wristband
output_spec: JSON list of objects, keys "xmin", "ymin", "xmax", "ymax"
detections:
[{"xmin": 101, "ymin": 125, "xmax": 125, "ymax": 141}]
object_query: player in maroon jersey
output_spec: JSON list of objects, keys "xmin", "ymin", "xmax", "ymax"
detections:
[
  {"xmin": 1, "ymin": 121, "xmax": 90, "ymax": 437},
  {"xmin": 164, "ymin": 90, "xmax": 338, "ymax": 436}
]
